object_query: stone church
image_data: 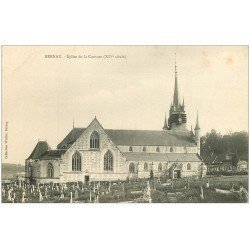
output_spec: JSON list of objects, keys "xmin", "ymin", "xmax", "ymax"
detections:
[{"xmin": 25, "ymin": 65, "xmax": 206, "ymax": 183}]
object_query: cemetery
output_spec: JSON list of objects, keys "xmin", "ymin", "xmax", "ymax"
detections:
[{"xmin": 1, "ymin": 175, "xmax": 248, "ymax": 203}]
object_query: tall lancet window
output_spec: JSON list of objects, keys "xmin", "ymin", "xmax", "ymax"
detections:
[
  {"xmin": 72, "ymin": 151, "xmax": 82, "ymax": 171},
  {"xmin": 129, "ymin": 163, "xmax": 135, "ymax": 173},
  {"xmin": 104, "ymin": 150, "xmax": 113, "ymax": 171},
  {"xmin": 47, "ymin": 163, "xmax": 54, "ymax": 178},
  {"xmin": 90, "ymin": 131, "xmax": 100, "ymax": 149}
]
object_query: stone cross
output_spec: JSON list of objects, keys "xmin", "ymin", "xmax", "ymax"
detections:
[
  {"xmin": 39, "ymin": 190, "xmax": 43, "ymax": 202},
  {"xmin": 143, "ymin": 181, "xmax": 152, "ymax": 203},
  {"xmin": 12, "ymin": 193, "xmax": 16, "ymax": 203},
  {"xmin": 206, "ymin": 180, "xmax": 209, "ymax": 188},
  {"xmin": 70, "ymin": 192, "xmax": 73, "ymax": 203},
  {"xmin": 94, "ymin": 193, "xmax": 99, "ymax": 203},
  {"xmin": 7, "ymin": 189, "xmax": 12, "ymax": 202},
  {"xmin": 2, "ymin": 188, "xmax": 6, "ymax": 198},
  {"xmin": 60, "ymin": 191, "xmax": 64, "ymax": 199},
  {"xmin": 200, "ymin": 186, "xmax": 204, "ymax": 200},
  {"xmin": 44, "ymin": 187, "xmax": 48, "ymax": 198},
  {"xmin": 75, "ymin": 190, "xmax": 78, "ymax": 200},
  {"xmin": 89, "ymin": 191, "xmax": 92, "ymax": 203},
  {"xmin": 21, "ymin": 191, "xmax": 26, "ymax": 203},
  {"xmin": 108, "ymin": 182, "xmax": 111, "ymax": 193}
]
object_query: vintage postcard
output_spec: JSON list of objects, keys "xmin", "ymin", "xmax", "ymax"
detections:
[{"xmin": 1, "ymin": 45, "xmax": 248, "ymax": 203}]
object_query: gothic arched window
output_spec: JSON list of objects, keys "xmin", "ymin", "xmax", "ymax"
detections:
[
  {"xmin": 129, "ymin": 163, "xmax": 135, "ymax": 173},
  {"xmin": 129, "ymin": 146, "xmax": 133, "ymax": 152},
  {"xmin": 158, "ymin": 163, "xmax": 162, "ymax": 172},
  {"xmin": 156, "ymin": 146, "xmax": 160, "ymax": 152},
  {"xmin": 72, "ymin": 151, "xmax": 82, "ymax": 171},
  {"xmin": 187, "ymin": 163, "xmax": 191, "ymax": 170},
  {"xmin": 90, "ymin": 131, "xmax": 100, "ymax": 149},
  {"xmin": 144, "ymin": 163, "xmax": 148, "ymax": 171},
  {"xmin": 143, "ymin": 146, "xmax": 146, "ymax": 152},
  {"xmin": 170, "ymin": 147, "xmax": 174, "ymax": 152},
  {"xmin": 104, "ymin": 150, "xmax": 113, "ymax": 171},
  {"xmin": 47, "ymin": 163, "xmax": 54, "ymax": 178}
]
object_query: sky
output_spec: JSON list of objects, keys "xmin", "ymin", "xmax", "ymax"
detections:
[{"xmin": 2, "ymin": 46, "xmax": 248, "ymax": 164}]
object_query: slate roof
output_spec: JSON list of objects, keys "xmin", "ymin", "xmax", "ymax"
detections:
[
  {"xmin": 27, "ymin": 141, "xmax": 50, "ymax": 160},
  {"xmin": 57, "ymin": 128, "xmax": 86, "ymax": 149},
  {"xmin": 106, "ymin": 129, "xmax": 195, "ymax": 146},
  {"xmin": 167, "ymin": 153, "xmax": 202, "ymax": 162},
  {"xmin": 123, "ymin": 152, "xmax": 202, "ymax": 162},
  {"xmin": 39, "ymin": 150, "xmax": 67, "ymax": 160},
  {"xmin": 57, "ymin": 128, "xmax": 196, "ymax": 149},
  {"xmin": 123, "ymin": 153, "xmax": 169, "ymax": 162}
]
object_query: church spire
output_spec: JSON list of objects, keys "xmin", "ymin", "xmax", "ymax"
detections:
[
  {"xmin": 73, "ymin": 117, "xmax": 75, "ymax": 129},
  {"xmin": 163, "ymin": 112, "xmax": 168, "ymax": 130},
  {"xmin": 173, "ymin": 54, "xmax": 179, "ymax": 108},
  {"xmin": 195, "ymin": 111, "xmax": 200, "ymax": 130}
]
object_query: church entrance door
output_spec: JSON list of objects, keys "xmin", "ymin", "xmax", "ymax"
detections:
[
  {"xmin": 174, "ymin": 170, "xmax": 181, "ymax": 179},
  {"xmin": 85, "ymin": 175, "xmax": 89, "ymax": 183}
]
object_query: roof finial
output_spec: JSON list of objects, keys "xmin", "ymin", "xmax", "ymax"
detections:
[
  {"xmin": 163, "ymin": 112, "xmax": 168, "ymax": 130},
  {"xmin": 173, "ymin": 52, "xmax": 179, "ymax": 108},
  {"xmin": 175, "ymin": 52, "xmax": 177, "ymax": 76},
  {"xmin": 182, "ymin": 97, "xmax": 185, "ymax": 107},
  {"xmin": 73, "ymin": 117, "xmax": 74, "ymax": 129},
  {"xmin": 195, "ymin": 110, "xmax": 200, "ymax": 130}
]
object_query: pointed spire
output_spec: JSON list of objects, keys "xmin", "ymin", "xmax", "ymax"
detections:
[
  {"xmin": 182, "ymin": 97, "xmax": 185, "ymax": 107},
  {"xmin": 195, "ymin": 111, "xmax": 200, "ymax": 130},
  {"xmin": 173, "ymin": 53, "xmax": 179, "ymax": 108},
  {"xmin": 73, "ymin": 117, "xmax": 75, "ymax": 129},
  {"xmin": 163, "ymin": 112, "xmax": 168, "ymax": 130}
]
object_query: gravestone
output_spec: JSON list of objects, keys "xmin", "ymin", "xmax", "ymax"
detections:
[
  {"xmin": 200, "ymin": 186, "xmax": 204, "ymax": 200},
  {"xmin": 206, "ymin": 180, "xmax": 209, "ymax": 188},
  {"xmin": 39, "ymin": 190, "xmax": 43, "ymax": 202},
  {"xmin": 70, "ymin": 192, "xmax": 73, "ymax": 203},
  {"xmin": 21, "ymin": 191, "xmax": 26, "ymax": 203},
  {"xmin": 75, "ymin": 190, "xmax": 78, "ymax": 199}
]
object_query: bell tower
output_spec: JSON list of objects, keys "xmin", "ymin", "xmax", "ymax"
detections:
[{"xmin": 163, "ymin": 58, "xmax": 187, "ymax": 131}]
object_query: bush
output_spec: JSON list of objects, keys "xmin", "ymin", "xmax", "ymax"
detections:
[
  {"xmin": 99, "ymin": 194, "xmax": 119, "ymax": 203},
  {"xmin": 151, "ymin": 190, "xmax": 168, "ymax": 203},
  {"xmin": 207, "ymin": 171, "xmax": 248, "ymax": 176}
]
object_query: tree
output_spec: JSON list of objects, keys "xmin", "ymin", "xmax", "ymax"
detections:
[
  {"xmin": 201, "ymin": 130, "xmax": 248, "ymax": 162},
  {"xmin": 150, "ymin": 170, "xmax": 154, "ymax": 180}
]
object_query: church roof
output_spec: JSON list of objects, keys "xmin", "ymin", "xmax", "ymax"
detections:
[
  {"xmin": 123, "ymin": 153, "xmax": 169, "ymax": 161},
  {"xmin": 123, "ymin": 152, "xmax": 202, "ymax": 162},
  {"xmin": 27, "ymin": 141, "xmax": 50, "ymax": 160},
  {"xmin": 167, "ymin": 153, "xmax": 202, "ymax": 162},
  {"xmin": 106, "ymin": 129, "xmax": 194, "ymax": 146},
  {"xmin": 57, "ymin": 128, "xmax": 196, "ymax": 149},
  {"xmin": 57, "ymin": 128, "xmax": 86, "ymax": 149},
  {"xmin": 39, "ymin": 149, "xmax": 67, "ymax": 160}
]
